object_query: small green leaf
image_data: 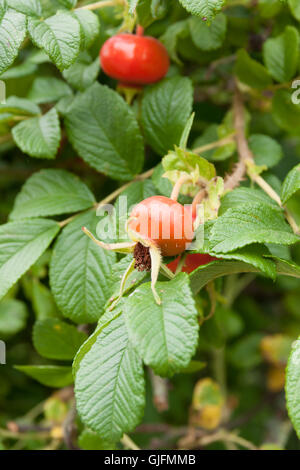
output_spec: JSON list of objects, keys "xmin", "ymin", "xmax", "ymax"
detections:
[
  {"xmin": 189, "ymin": 13, "xmax": 227, "ymax": 51},
  {"xmin": 263, "ymin": 26, "xmax": 299, "ymax": 83},
  {"xmin": 160, "ymin": 20, "xmax": 189, "ymax": 64},
  {"xmin": 33, "ymin": 318, "xmax": 87, "ymax": 360},
  {"xmin": 79, "ymin": 429, "xmax": 116, "ymax": 451},
  {"xmin": 288, "ymin": 0, "xmax": 300, "ymax": 21},
  {"xmin": 141, "ymin": 77, "xmax": 193, "ymax": 155},
  {"xmin": 281, "ymin": 164, "xmax": 300, "ymax": 204},
  {"xmin": 31, "ymin": 279, "xmax": 60, "ymax": 320},
  {"xmin": 0, "ymin": 6, "xmax": 26, "ymax": 75},
  {"xmin": 286, "ymin": 337, "xmax": 300, "ymax": 438},
  {"xmin": 179, "ymin": 0, "xmax": 225, "ymax": 22},
  {"xmin": 28, "ymin": 77, "xmax": 72, "ymax": 104},
  {"xmin": 0, "ymin": 97, "xmax": 40, "ymax": 116},
  {"xmin": 125, "ymin": 273, "xmax": 199, "ymax": 377},
  {"xmin": 249, "ymin": 134, "xmax": 283, "ymax": 168},
  {"xmin": 0, "ymin": 299, "xmax": 28, "ymax": 338},
  {"xmin": 65, "ymin": 83, "xmax": 144, "ymax": 181},
  {"xmin": 28, "ymin": 12, "xmax": 81, "ymax": 71},
  {"xmin": 0, "ymin": 218, "xmax": 60, "ymax": 301},
  {"xmin": 12, "ymin": 108, "xmax": 61, "ymax": 159},
  {"xmin": 75, "ymin": 313, "xmax": 145, "ymax": 442},
  {"xmin": 235, "ymin": 49, "xmax": 272, "ymax": 90},
  {"xmin": 50, "ymin": 210, "xmax": 116, "ymax": 324},
  {"xmin": 63, "ymin": 54, "xmax": 100, "ymax": 91},
  {"xmin": 15, "ymin": 365, "xmax": 73, "ymax": 387},
  {"xmin": 272, "ymin": 89, "xmax": 300, "ymax": 134},
  {"xmin": 10, "ymin": 169, "xmax": 95, "ymax": 220},
  {"xmin": 209, "ymin": 203, "xmax": 299, "ymax": 253},
  {"xmin": 229, "ymin": 333, "xmax": 263, "ymax": 369}
]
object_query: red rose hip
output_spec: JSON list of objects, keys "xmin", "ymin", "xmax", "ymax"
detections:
[{"xmin": 100, "ymin": 34, "xmax": 170, "ymax": 86}]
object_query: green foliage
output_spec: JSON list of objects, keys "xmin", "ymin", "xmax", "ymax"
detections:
[
  {"xmin": 12, "ymin": 108, "xmax": 61, "ymax": 159},
  {"xmin": 33, "ymin": 318, "xmax": 87, "ymax": 360},
  {"xmin": 75, "ymin": 313, "xmax": 145, "ymax": 442},
  {"xmin": 10, "ymin": 169, "xmax": 96, "ymax": 219},
  {"xmin": 141, "ymin": 76, "xmax": 193, "ymax": 155},
  {"xmin": 1, "ymin": 0, "xmax": 300, "ymax": 451},
  {"xmin": 125, "ymin": 274, "xmax": 199, "ymax": 377},
  {"xmin": 286, "ymin": 337, "xmax": 300, "ymax": 438},
  {"xmin": 65, "ymin": 83, "xmax": 144, "ymax": 180},
  {"xmin": 50, "ymin": 211, "xmax": 116, "ymax": 324}
]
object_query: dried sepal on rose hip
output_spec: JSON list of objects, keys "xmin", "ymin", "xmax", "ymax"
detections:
[{"xmin": 82, "ymin": 196, "xmax": 193, "ymax": 305}]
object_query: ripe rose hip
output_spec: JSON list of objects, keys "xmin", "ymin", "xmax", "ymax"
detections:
[
  {"xmin": 128, "ymin": 196, "xmax": 194, "ymax": 256},
  {"xmin": 100, "ymin": 34, "xmax": 170, "ymax": 86}
]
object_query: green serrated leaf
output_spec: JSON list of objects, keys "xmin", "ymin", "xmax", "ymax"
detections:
[
  {"xmin": 125, "ymin": 273, "xmax": 199, "ymax": 377},
  {"xmin": 189, "ymin": 257, "xmax": 300, "ymax": 295},
  {"xmin": 263, "ymin": 26, "xmax": 299, "ymax": 83},
  {"xmin": 10, "ymin": 169, "xmax": 95, "ymax": 220},
  {"xmin": 141, "ymin": 76, "xmax": 193, "ymax": 156},
  {"xmin": 179, "ymin": 0, "xmax": 225, "ymax": 22},
  {"xmin": 220, "ymin": 187, "xmax": 278, "ymax": 215},
  {"xmin": 50, "ymin": 210, "xmax": 116, "ymax": 324},
  {"xmin": 0, "ymin": 6, "xmax": 26, "ymax": 75},
  {"xmin": 281, "ymin": 164, "xmax": 300, "ymax": 204},
  {"xmin": 28, "ymin": 12, "xmax": 81, "ymax": 71},
  {"xmin": 33, "ymin": 318, "xmax": 87, "ymax": 360},
  {"xmin": 28, "ymin": 77, "xmax": 72, "ymax": 104},
  {"xmin": 0, "ymin": 218, "xmax": 60, "ymax": 301},
  {"xmin": 286, "ymin": 337, "xmax": 300, "ymax": 438},
  {"xmin": 209, "ymin": 203, "xmax": 299, "ymax": 253},
  {"xmin": 65, "ymin": 83, "xmax": 144, "ymax": 181},
  {"xmin": 75, "ymin": 313, "xmax": 145, "ymax": 442},
  {"xmin": 15, "ymin": 365, "xmax": 73, "ymax": 387},
  {"xmin": 189, "ymin": 13, "xmax": 227, "ymax": 51},
  {"xmin": 7, "ymin": 0, "xmax": 42, "ymax": 16},
  {"xmin": 12, "ymin": 108, "xmax": 61, "ymax": 159}
]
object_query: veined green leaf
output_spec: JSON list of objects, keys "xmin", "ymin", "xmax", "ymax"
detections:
[
  {"xmin": 0, "ymin": 6, "xmax": 26, "ymax": 75},
  {"xmin": 281, "ymin": 164, "xmax": 300, "ymax": 204},
  {"xmin": 50, "ymin": 210, "xmax": 116, "ymax": 324},
  {"xmin": 125, "ymin": 273, "xmax": 199, "ymax": 377},
  {"xmin": 10, "ymin": 169, "xmax": 95, "ymax": 220},
  {"xmin": 15, "ymin": 365, "xmax": 73, "ymax": 387},
  {"xmin": 12, "ymin": 108, "xmax": 61, "ymax": 159},
  {"xmin": 28, "ymin": 12, "xmax": 81, "ymax": 71},
  {"xmin": 0, "ymin": 218, "xmax": 60, "ymax": 300},
  {"xmin": 75, "ymin": 313, "xmax": 145, "ymax": 442}
]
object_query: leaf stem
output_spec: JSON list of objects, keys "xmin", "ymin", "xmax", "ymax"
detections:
[
  {"xmin": 197, "ymin": 429, "xmax": 258, "ymax": 450},
  {"xmin": 59, "ymin": 168, "xmax": 154, "ymax": 228},
  {"xmin": 77, "ymin": 0, "xmax": 124, "ymax": 10},
  {"xmin": 192, "ymin": 133, "xmax": 235, "ymax": 155},
  {"xmin": 121, "ymin": 433, "xmax": 140, "ymax": 450}
]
